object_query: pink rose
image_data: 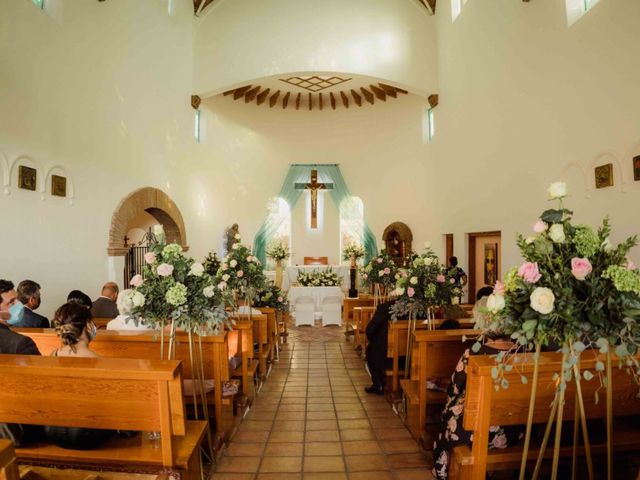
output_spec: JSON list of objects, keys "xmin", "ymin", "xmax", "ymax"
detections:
[
  {"xmin": 277, "ymin": 296, "xmax": 283, "ymax": 302},
  {"xmin": 626, "ymin": 258, "xmax": 637, "ymax": 271},
  {"xmin": 237, "ymin": 270, "xmax": 244, "ymax": 278},
  {"xmin": 383, "ymin": 267, "xmax": 391, "ymax": 274},
  {"xmin": 533, "ymin": 219, "xmax": 547, "ymax": 233},
  {"xmin": 517, "ymin": 262, "xmax": 541, "ymax": 284},
  {"xmin": 222, "ymin": 263, "xmax": 228, "ymax": 270},
  {"xmin": 571, "ymin": 257, "xmax": 592, "ymax": 281},
  {"xmin": 492, "ymin": 433, "xmax": 508, "ymax": 449},
  {"xmin": 450, "ymin": 278, "xmax": 455, "ymax": 284},
  {"xmin": 493, "ymin": 281, "xmax": 505, "ymax": 295},
  {"xmin": 144, "ymin": 252, "xmax": 156, "ymax": 264},
  {"xmin": 157, "ymin": 263, "xmax": 174, "ymax": 277},
  {"xmin": 130, "ymin": 274, "xmax": 143, "ymax": 287},
  {"xmin": 407, "ymin": 287, "xmax": 415, "ymax": 298},
  {"xmin": 436, "ymin": 274, "xmax": 445, "ymax": 283}
]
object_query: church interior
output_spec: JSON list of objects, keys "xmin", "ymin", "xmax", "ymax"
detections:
[{"xmin": 1, "ymin": 0, "xmax": 640, "ymax": 479}]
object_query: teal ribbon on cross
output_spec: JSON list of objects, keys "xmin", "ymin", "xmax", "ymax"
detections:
[{"xmin": 253, "ymin": 164, "xmax": 377, "ymax": 265}]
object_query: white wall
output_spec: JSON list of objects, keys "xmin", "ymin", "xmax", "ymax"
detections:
[
  {"xmin": 192, "ymin": 0, "xmax": 438, "ymax": 96},
  {"xmin": 0, "ymin": 0, "xmax": 196, "ymax": 318},
  {"xmin": 433, "ymin": 0, "xmax": 640, "ymax": 280}
]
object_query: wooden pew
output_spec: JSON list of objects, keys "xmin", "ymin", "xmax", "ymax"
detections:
[
  {"xmin": 18, "ymin": 466, "xmax": 171, "ymax": 479},
  {"xmin": 400, "ymin": 329, "xmax": 478, "ymax": 442},
  {"xmin": 227, "ymin": 316, "xmax": 259, "ymax": 401},
  {"xmin": 257, "ymin": 307, "xmax": 278, "ymax": 364},
  {"xmin": 18, "ymin": 329, "xmax": 234, "ymax": 446},
  {"xmin": 0, "ymin": 439, "xmax": 19, "ymax": 480},
  {"xmin": 451, "ymin": 352, "xmax": 640, "ymax": 479},
  {"xmin": 92, "ymin": 318, "xmax": 112, "ymax": 330},
  {"xmin": 0, "ymin": 355, "xmax": 206, "ymax": 480},
  {"xmin": 353, "ymin": 306, "xmax": 376, "ymax": 353},
  {"xmin": 343, "ymin": 295, "xmax": 374, "ymax": 338},
  {"xmin": 387, "ymin": 318, "xmax": 475, "ymax": 393}
]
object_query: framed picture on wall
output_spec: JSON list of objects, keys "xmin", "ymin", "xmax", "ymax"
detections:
[
  {"xmin": 484, "ymin": 243, "xmax": 498, "ymax": 286},
  {"xmin": 18, "ymin": 165, "xmax": 37, "ymax": 191},
  {"xmin": 595, "ymin": 163, "xmax": 614, "ymax": 189},
  {"xmin": 634, "ymin": 156, "xmax": 640, "ymax": 182}
]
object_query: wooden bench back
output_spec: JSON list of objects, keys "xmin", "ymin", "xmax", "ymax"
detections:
[
  {"xmin": 17, "ymin": 329, "xmax": 228, "ymax": 380},
  {"xmin": 411, "ymin": 329, "xmax": 478, "ymax": 379},
  {"xmin": 0, "ymin": 355, "xmax": 184, "ymax": 466},
  {"xmin": 465, "ymin": 352, "xmax": 640, "ymax": 430},
  {"xmin": 387, "ymin": 319, "xmax": 475, "ymax": 358},
  {"xmin": 0, "ymin": 439, "xmax": 19, "ymax": 480}
]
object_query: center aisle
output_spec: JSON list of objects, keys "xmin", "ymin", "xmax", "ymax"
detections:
[{"xmin": 213, "ymin": 324, "xmax": 435, "ymax": 479}]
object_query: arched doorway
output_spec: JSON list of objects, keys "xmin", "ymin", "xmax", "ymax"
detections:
[
  {"xmin": 107, "ymin": 187, "xmax": 188, "ymax": 256},
  {"xmin": 382, "ymin": 222, "xmax": 413, "ymax": 266}
]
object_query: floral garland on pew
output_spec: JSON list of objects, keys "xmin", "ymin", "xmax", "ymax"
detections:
[
  {"xmin": 361, "ymin": 249, "xmax": 398, "ymax": 305},
  {"xmin": 297, "ymin": 268, "xmax": 343, "ymax": 287},
  {"xmin": 475, "ymin": 182, "xmax": 640, "ymax": 480}
]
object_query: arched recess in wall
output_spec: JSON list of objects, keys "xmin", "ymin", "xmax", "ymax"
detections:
[
  {"xmin": 383, "ymin": 222, "xmax": 413, "ymax": 265},
  {"xmin": 590, "ymin": 152, "xmax": 626, "ymax": 193},
  {"xmin": 107, "ymin": 187, "xmax": 188, "ymax": 256},
  {"xmin": 0, "ymin": 151, "xmax": 9, "ymax": 195},
  {"xmin": 10, "ymin": 155, "xmax": 44, "ymax": 194}
]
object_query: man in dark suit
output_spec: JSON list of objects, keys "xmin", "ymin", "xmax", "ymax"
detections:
[
  {"xmin": 0, "ymin": 280, "xmax": 40, "ymax": 354},
  {"xmin": 16, "ymin": 280, "xmax": 49, "ymax": 328},
  {"xmin": 91, "ymin": 282, "xmax": 119, "ymax": 319}
]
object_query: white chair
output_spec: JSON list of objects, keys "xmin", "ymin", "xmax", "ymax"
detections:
[
  {"xmin": 295, "ymin": 296, "xmax": 315, "ymax": 327},
  {"xmin": 321, "ymin": 296, "xmax": 342, "ymax": 327}
]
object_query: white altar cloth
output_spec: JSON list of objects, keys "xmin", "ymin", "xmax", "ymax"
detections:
[
  {"xmin": 288, "ymin": 286, "xmax": 344, "ymax": 314},
  {"xmin": 282, "ymin": 265, "xmax": 350, "ymax": 291}
]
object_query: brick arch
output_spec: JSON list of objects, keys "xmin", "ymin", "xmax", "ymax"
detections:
[{"xmin": 107, "ymin": 187, "xmax": 188, "ymax": 256}]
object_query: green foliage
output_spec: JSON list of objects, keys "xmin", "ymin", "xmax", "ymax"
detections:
[
  {"xmin": 214, "ymin": 242, "xmax": 267, "ymax": 306},
  {"xmin": 253, "ymin": 285, "xmax": 290, "ymax": 313},
  {"xmin": 360, "ymin": 249, "xmax": 398, "ymax": 289}
]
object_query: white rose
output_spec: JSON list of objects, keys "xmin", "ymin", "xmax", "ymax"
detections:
[
  {"xmin": 222, "ymin": 274, "xmax": 230, "ymax": 281},
  {"xmin": 230, "ymin": 259, "xmax": 238, "ymax": 268},
  {"xmin": 525, "ymin": 236, "xmax": 537, "ymax": 245},
  {"xmin": 203, "ymin": 286, "xmax": 215, "ymax": 298},
  {"xmin": 246, "ymin": 256, "xmax": 253, "ymax": 262},
  {"xmin": 486, "ymin": 294, "xmax": 505, "ymax": 313},
  {"xmin": 132, "ymin": 291, "xmax": 145, "ymax": 308},
  {"xmin": 189, "ymin": 262, "xmax": 204, "ymax": 277},
  {"xmin": 409, "ymin": 276, "xmax": 418, "ymax": 285},
  {"xmin": 424, "ymin": 257, "xmax": 433, "ymax": 266},
  {"xmin": 530, "ymin": 287, "xmax": 555, "ymax": 315},
  {"xmin": 153, "ymin": 224, "xmax": 165, "ymax": 236},
  {"xmin": 378, "ymin": 270, "xmax": 384, "ymax": 277},
  {"xmin": 395, "ymin": 287, "xmax": 405, "ymax": 296},
  {"xmin": 548, "ymin": 224, "xmax": 565, "ymax": 243},
  {"xmin": 232, "ymin": 243, "xmax": 240, "ymax": 250},
  {"xmin": 218, "ymin": 281, "xmax": 227, "ymax": 291},
  {"xmin": 602, "ymin": 237, "xmax": 613, "ymax": 252},
  {"xmin": 547, "ymin": 181, "xmax": 567, "ymax": 200},
  {"xmin": 451, "ymin": 296, "xmax": 460, "ymax": 305}
]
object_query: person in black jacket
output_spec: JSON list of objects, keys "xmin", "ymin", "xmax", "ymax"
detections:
[
  {"xmin": 0, "ymin": 280, "xmax": 41, "ymax": 354},
  {"xmin": 16, "ymin": 280, "xmax": 49, "ymax": 328},
  {"xmin": 364, "ymin": 300, "xmax": 396, "ymax": 395}
]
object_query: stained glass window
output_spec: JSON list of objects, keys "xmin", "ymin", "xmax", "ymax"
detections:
[{"xmin": 340, "ymin": 197, "xmax": 364, "ymax": 262}]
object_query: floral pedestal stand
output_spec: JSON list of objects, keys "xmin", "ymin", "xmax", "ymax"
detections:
[{"xmin": 275, "ymin": 260, "xmax": 283, "ymax": 289}]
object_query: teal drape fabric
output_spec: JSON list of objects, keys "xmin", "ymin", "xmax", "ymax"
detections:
[{"xmin": 253, "ymin": 164, "xmax": 378, "ymax": 265}]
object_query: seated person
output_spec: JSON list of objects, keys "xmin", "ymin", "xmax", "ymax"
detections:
[
  {"xmin": 45, "ymin": 303, "xmax": 114, "ymax": 449},
  {"xmin": 67, "ymin": 290, "xmax": 93, "ymax": 309},
  {"xmin": 91, "ymin": 282, "xmax": 119, "ymax": 319},
  {"xmin": 364, "ymin": 300, "xmax": 398, "ymax": 395},
  {"xmin": 16, "ymin": 280, "xmax": 49, "ymax": 328},
  {"xmin": 472, "ymin": 286, "xmax": 494, "ymax": 329},
  {"xmin": 107, "ymin": 289, "xmax": 153, "ymax": 331},
  {"xmin": 432, "ymin": 331, "xmax": 523, "ymax": 479}
]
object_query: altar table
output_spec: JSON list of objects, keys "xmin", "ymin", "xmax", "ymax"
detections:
[
  {"xmin": 288, "ymin": 286, "xmax": 344, "ymax": 314},
  {"xmin": 282, "ymin": 265, "xmax": 350, "ymax": 291}
]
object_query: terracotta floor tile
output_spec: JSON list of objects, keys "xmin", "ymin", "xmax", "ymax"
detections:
[
  {"xmin": 224, "ymin": 442, "xmax": 265, "ymax": 456},
  {"xmin": 256, "ymin": 474, "xmax": 301, "ymax": 480},
  {"xmin": 303, "ymin": 455, "xmax": 346, "ymax": 473},
  {"xmin": 269, "ymin": 431, "xmax": 305, "ymax": 443},
  {"xmin": 385, "ymin": 453, "xmax": 431, "ymax": 470},
  {"xmin": 339, "ymin": 429, "xmax": 376, "ymax": 441},
  {"xmin": 306, "ymin": 419, "xmax": 338, "ymax": 431},
  {"xmin": 338, "ymin": 419, "xmax": 371, "ymax": 430},
  {"xmin": 380, "ymin": 439, "xmax": 421, "ymax": 454},
  {"xmin": 209, "ymin": 474, "xmax": 255, "ymax": 480},
  {"xmin": 276, "ymin": 411, "xmax": 307, "ymax": 421},
  {"xmin": 345, "ymin": 454, "xmax": 389, "ymax": 472},
  {"xmin": 374, "ymin": 428, "xmax": 414, "ymax": 441},
  {"xmin": 279, "ymin": 404, "xmax": 307, "ymax": 412},
  {"xmin": 304, "ymin": 441, "xmax": 342, "ymax": 456},
  {"xmin": 306, "ymin": 410, "xmax": 337, "ymax": 420},
  {"xmin": 340, "ymin": 440, "xmax": 382, "ymax": 455},
  {"xmin": 336, "ymin": 410, "xmax": 367, "ymax": 420},
  {"xmin": 216, "ymin": 456, "xmax": 261, "ymax": 473},
  {"xmin": 303, "ymin": 473, "xmax": 348, "ymax": 480},
  {"xmin": 239, "ymin": 420, "xmax": 273, "ymax": 432},
  {"xmin": 392, "ymin": 469, "xmax": 436, "ymax": 480},
  {"xmin": 264, "ymin": 442, "xmax": 304, "ymax": 456},
  {"xmin": 347, "ymin": 472, "xmax": 393, "ymax": 480},
  {"xmin": 232, "ymin": 430, "xmax": 270, "ymax": 443},
  {"xmin": 369, "ymin": 416, "xmax": 405, "ymax": 429},
  {"xmin": 305, "ymin": 430, "xmax": 341, "ymax": 442},
  {"xmin": 259, "ymin": 456, "xmax": 303, "ymax": 473},
  {"xmin": 307, "ymin": 403, "xmax": 335, "ymax": 412},
  {"xmin": 273, "ymin": 420, "xmax": 306, "ymax": 431}
]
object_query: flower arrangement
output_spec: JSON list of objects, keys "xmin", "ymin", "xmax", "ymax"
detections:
[
  {"xmin": 391, "ymin": 243, "xmax": 461, "ymax": 319},
  {"xmin": 476, "ymin": 182, "xmax": 640, "ymax": 387},
  {"xmin": 214, "ymin": 240, "xmax": 267, "ymax": 305},
  {"xmin": 266, "ymin": 240, "xmax": 290, "ymax": 262},
  {"xmin": 127, "ymin": 229, "xmax": 229, "ymax": 335},
  {"xmin": 342, "ymin": 243, "xmax": 366, "ymax": 262},
  {"xmin": 203, "ymin": 251, "xmax": 221, "ymax": 276},
  {"xmin": 253, "ymin": 284, "xmax": 290, "ymax": 313},
  {"xmin": 361, "ymin": 249, "xmax": 398, "ymax": 289},
  {"xmin": 297, "ymin": 268, "xmax": 343, "ymax": 287}
]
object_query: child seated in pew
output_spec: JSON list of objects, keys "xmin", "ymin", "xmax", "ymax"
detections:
[
  {"xmin": 431, "ymin": 330, "xmax": 523, "ymax": 480},
  {"xmin": 45, "ymin": 302, "xmax": 116, "ymax": 449}
]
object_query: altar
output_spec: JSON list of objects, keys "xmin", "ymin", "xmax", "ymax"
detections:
[{"xmin": 282, "ymin": 265, "xmax": 350, "ymax": 291}]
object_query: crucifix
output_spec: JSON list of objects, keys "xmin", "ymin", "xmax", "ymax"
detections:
[{"xmin": 294, "ymin": 169, "xmax": 334, "ymax": 229}]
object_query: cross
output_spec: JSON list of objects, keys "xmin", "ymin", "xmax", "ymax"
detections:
[{"xmin": 295, "ymin": 169, "xmax": 334, "ymax": 229}]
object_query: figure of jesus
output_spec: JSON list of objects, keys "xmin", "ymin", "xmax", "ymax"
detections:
[{"xmin": 294, "ymin": 169, "xmax": 334, "ymax": 229}]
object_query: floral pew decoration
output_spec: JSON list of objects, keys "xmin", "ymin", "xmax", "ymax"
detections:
[
  {"xmin": 343, "ymin": 243, "xmax": 366, "ymax": 298},
  {"xmin": 361, "ymin": 249, "xmax": 398, "ymax": 306},
  {"xmin": 475, "ymin": 181, "xmax": 640, "ymax": 480}
]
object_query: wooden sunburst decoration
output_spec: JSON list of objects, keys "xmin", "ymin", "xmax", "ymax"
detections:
[
  {"xmin": 222, "ymin": 83, "xmax": 409, "ymax": 111},
  {"xmin": 279, "ymin": 76, "xmax": 352, "ymax": 92}
]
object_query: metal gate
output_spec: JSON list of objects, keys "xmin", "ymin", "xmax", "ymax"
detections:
[{"xmin": 124, "ymin": 245, "xmax": 149, "ymax": 288}]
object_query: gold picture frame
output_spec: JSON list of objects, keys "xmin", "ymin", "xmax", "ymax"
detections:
[
  {"xmin": 51, "ymin": 175, "xmax": 67, "ymax": 197},
  {"xmin": 595, "ymin": 163, "xmax": 613, "ymax": 189},
  {"xmin": 634, "ymin": 156, "xmax": 640, "ymax": 182},
  {"xmin": 18, "ymin": 165, "xmax": 37, "ymax": 191}
]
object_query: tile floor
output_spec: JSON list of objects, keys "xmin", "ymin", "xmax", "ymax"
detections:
[{"xmin": 212, "ymin": 324, "xmax": 435, "ymax": 479}]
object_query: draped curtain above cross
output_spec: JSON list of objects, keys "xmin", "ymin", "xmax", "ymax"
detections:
[{"xmin": 253, "ymin": 164, "xmax": 377, "ymax": 265}]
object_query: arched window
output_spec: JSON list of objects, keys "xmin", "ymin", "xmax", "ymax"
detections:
[
  {"xmin": 340, "ymin": 196, "xmax": 364, "ymax": 261},
  {"xmin": 266, "ymin": 197, "xmax": 292, "ymax": 268}
]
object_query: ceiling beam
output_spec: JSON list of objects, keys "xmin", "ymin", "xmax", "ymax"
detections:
[
  {"xmin": 256, "ymin": 88, "xmax": 271, "ymax": 106},
  {"xmin": 232, "ymin": 85, "xmax": 252, "ymax": 100},
  {"xmin": 244, "ymin": 86, "xmax": 261, "ymax": 103},
  {"xmin": 340, "ymin": 91, "xmax": 349, "ymax": 109},
  {"xmin": 282, "ymin": 91, "xmax": 291, "ymax": 109},
  {"xmin": 360, "ymin": 87, "xmax": 374, "ymax": 105},
  {"xmin": 350, "ymin": 89, "xmax": 362, "ymax": 107},
  {"xmin": 370, "ymin": 85, "xmax": 386, "ymax": 101},
  {"xmin": 295, "ymin": 93, "xmax": 301, "ymax": 110},
  {"xmin": 330, "ymin": 92, "xmax": 337, "ymax": 110},
  {"xmin": 378, "ymin": 83, "xmax": 397, "ymax": 98},
  {"xmin": 269, "ymin": 90, "xmax": 281, "ymax": 108}
]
